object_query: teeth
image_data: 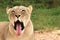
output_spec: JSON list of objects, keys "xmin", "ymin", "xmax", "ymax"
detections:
[{"xmin": 22, "ymin": 30, "xmax": 24, "ymax": 33}]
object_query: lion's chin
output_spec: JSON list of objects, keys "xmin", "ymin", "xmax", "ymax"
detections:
[{"xmin": 14, "ymin": 20, "xmax": 24, "ymax": 36}]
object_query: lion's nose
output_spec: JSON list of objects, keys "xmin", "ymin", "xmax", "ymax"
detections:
[{"xmin": 15, "ymin": 15, "xmax": 20, "ymax": 18}]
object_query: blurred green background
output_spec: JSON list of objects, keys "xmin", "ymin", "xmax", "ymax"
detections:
[{"xmin": 0, "ymin": 0, "xmax": 60, "ymax": 30}]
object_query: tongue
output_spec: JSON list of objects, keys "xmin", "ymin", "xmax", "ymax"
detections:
[{"xmin": 16, "ymin": 24, "xmax": 21, "ymax": 36}]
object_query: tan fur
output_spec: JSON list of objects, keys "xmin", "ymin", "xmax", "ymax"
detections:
[{"xmin": 0, "ymin": 5, "xmax": 34, "ymax": 40}]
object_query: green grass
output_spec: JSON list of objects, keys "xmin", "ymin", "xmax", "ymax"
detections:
[
  {"xmin": 0, "ymin": 7, "xmax": 60, "ymax": 30},
  {"xmin": 0, "ymin": 8, "xmax": 8, "ymax": 21},
  {"xmin": 31, "ymin": 7, "xmax": 60, "ymax": 30}
]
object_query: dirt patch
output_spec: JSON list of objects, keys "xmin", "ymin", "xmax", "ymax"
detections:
[{"xmin": 34, "ymin": 30, "xmax": 60, "ymax": 40}]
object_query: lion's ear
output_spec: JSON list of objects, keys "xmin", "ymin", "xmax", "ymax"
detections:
[
  {"xmin": 27, "ymin": 5, "xmax": 33, "ymax": 14},
  {"xmin": 6, "ymin": 7, "xmax": 11, "ymax": 14}
]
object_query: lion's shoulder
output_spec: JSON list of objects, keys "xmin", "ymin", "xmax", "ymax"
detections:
[{"xmin": 0, "ymin": 22, "xmax": 9, "ymax": 30}]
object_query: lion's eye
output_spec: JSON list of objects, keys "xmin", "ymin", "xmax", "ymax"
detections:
[
  {"xmin": 21, "ymin": 10, "xmax": 25, "ymax": 12},
  {"xmin": 22, "ymin": 10, "xmax": 25, "ymax": 11},
  {"xmin": 11, "ymin": 10, "xmax": 15, "ymax": 13}
]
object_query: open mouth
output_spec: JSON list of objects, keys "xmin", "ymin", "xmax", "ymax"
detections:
[{"xmin": 14, "ymin": 20, "xmax": 24, "ymax": 36}]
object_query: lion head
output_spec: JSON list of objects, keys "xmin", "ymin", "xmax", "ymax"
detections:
[{"xmin": 6, "ymin": 5, "xmax": 33, "ymax": 36}]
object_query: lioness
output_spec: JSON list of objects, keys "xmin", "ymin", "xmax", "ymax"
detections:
[{"xmin": 0, "ymin": 5, "xmax": 34, "ymax": 40}]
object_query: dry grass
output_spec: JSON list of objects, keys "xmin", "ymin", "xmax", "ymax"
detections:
[{"xmin": 34, "ymin": 30, "xmax": 60, "ymax": 40}]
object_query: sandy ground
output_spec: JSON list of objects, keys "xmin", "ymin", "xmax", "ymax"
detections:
[{"xmin": 34, "ymin": 30, "xmax": 60, "ymax": 40}]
